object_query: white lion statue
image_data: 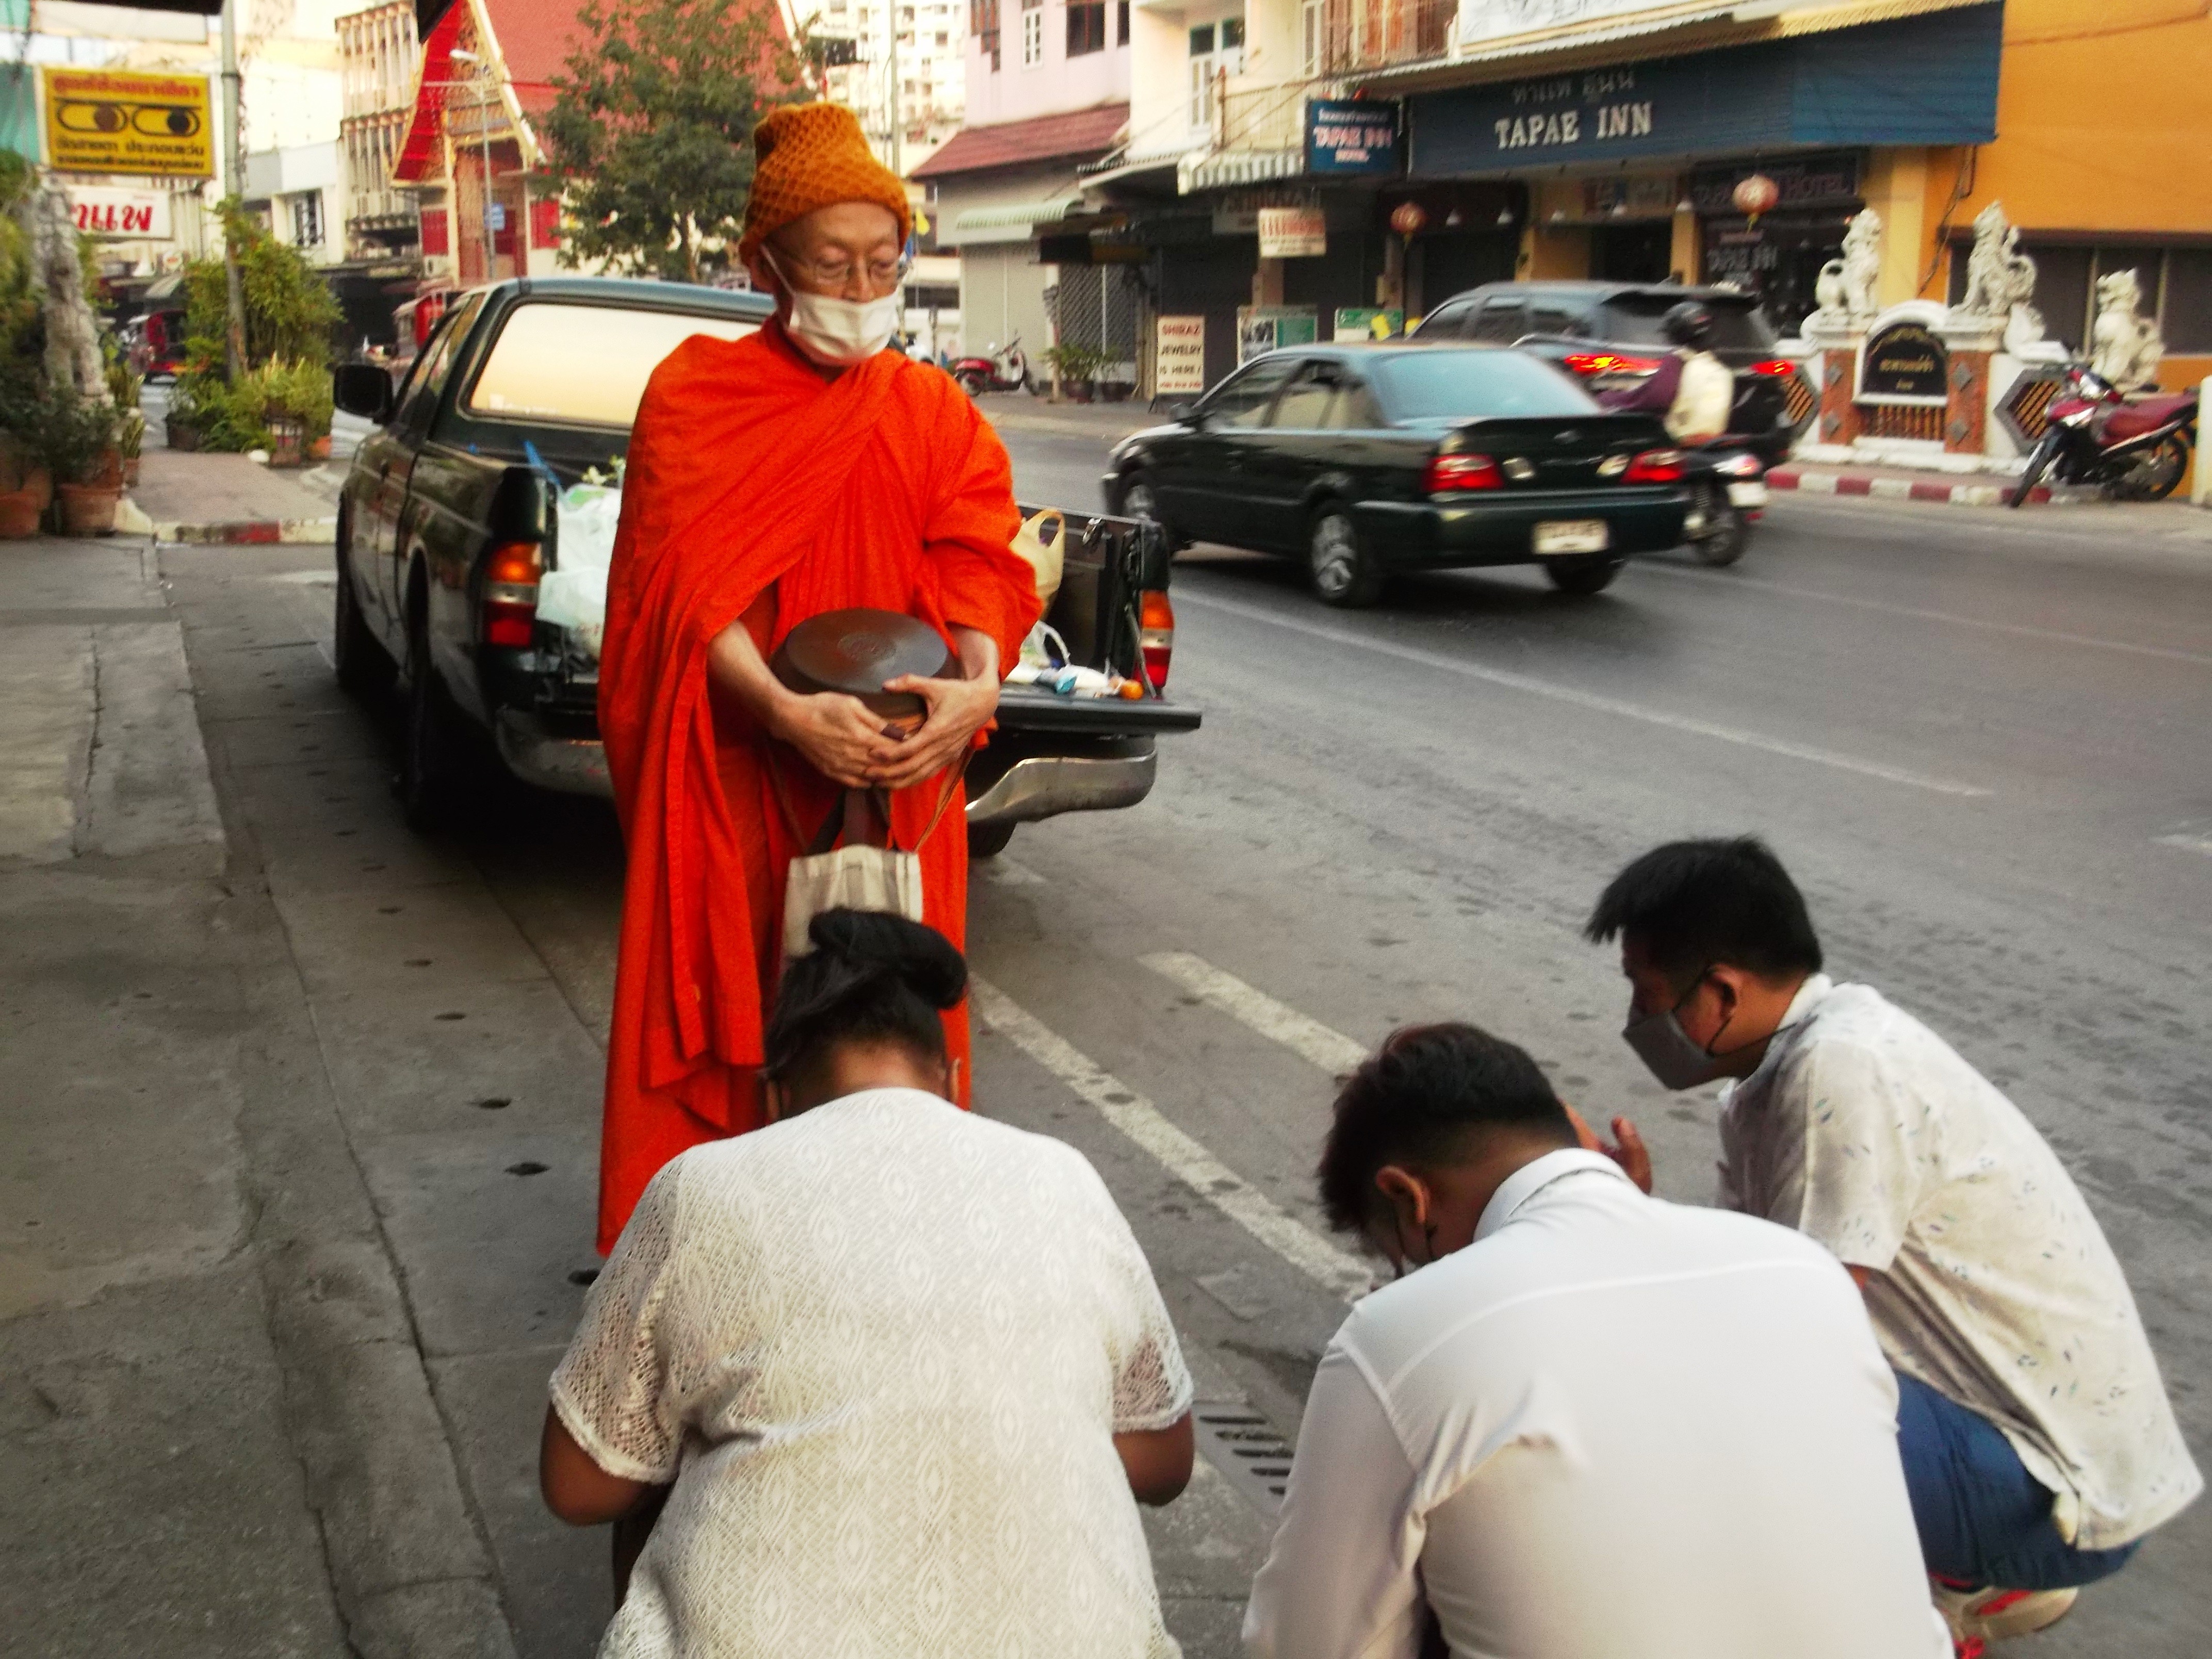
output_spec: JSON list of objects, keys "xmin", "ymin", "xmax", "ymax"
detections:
[
  {"xmin": 1955, "ymin": 201, "xmax": 2047, "ymax": 352},
  {"xmin": 2091, "ymin": 268, "xmax": 2165, "ymax": 390},
  {"xmin": 1808, "ymin": 209, "xmax": 1882, "ymax": 330}
]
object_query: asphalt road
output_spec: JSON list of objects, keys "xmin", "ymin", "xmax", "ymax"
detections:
[{"xmin": 178, "ymin": 425, "xmax": 2212, "ymax": 1657}]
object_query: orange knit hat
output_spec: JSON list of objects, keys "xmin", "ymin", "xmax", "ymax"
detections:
[{"xmin": 739, "ymin": 102, "xmax": 910, "ymax": 270}]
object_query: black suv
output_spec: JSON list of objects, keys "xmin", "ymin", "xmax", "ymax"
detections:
[{"xmin": 1413, "ymin": 282, "xmax": 1815, "ymax": 464}]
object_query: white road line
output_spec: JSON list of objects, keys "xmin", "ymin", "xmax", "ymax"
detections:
[
  {"xmin": 1178, "ymin": 589, "xmax": 1993, "ymax": 799},
  {"xmin": 1637, "ymin": 564, "xmax": 2212, "ymax": 669},
  {"xmin": 1141, "ymin": 951, "xmax": 1369, "ymax": 1076},
  {"xmin": 971, "ymin": 976, "xmax": 1373, "ymax": 1303},
  {"xmin": 2153, "ymin": 833, "xmax": 2212, "ymax": 858}
]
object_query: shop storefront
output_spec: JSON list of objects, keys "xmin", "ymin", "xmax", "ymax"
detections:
[
  {"xmin": 1398, "ymin": 3, "xmax": 2004, "ymax": 329},
  {"xmin": 1689, "ymin": 152, "xmax": 1864, "ymax": 328}
]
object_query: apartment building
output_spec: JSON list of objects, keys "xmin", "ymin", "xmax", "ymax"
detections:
[
  {"xmin": 912, "ymin": 0, "xmax": 1133, "ymax": 377},
  {"xmin": 338, "ymin": 0, "xmax": 422, "ymax": 270},
  {"xmin": 806, "ymin": 0, "xmax": 966, "ymax": 166}
]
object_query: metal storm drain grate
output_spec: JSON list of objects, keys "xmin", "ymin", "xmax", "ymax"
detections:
[{"xmin": 1192, "ymin": 1403, "xmax": 1297, "ymax": 1515}]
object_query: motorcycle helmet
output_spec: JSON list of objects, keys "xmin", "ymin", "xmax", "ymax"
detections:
[{"xmin": 1661, "ymin": 301, "xmax": 1715, "ymax": 348}]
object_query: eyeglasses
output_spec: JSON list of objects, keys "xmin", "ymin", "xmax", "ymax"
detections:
[{"xmin": 772, "ymin": 250, "xmax": 909, "ymax": 297}]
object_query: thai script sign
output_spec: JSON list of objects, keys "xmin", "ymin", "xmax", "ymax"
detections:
[
  {"xmin": 43, "ymin": 68, "xmax": 214, "ymax": 178},
  {"xmin": 1859, "ymin": 321, "xmax": 1949, "ymax": 404},
  {"xmin": 1257, "ymin": 207, "xmax": 1326, "ymax": 258},
  {"xmin": 68, "ymin": 185, "xmax": 173, "ymax": 239}
]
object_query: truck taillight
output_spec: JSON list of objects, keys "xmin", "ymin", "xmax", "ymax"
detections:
[
  {"xmin": 1624, "ymin": 448, "xmax": 1685, "ymax": 483},
  {"xmin": 1425, "ymin": 452, "xmax": 1502, "ymax": 495},
  {"xmin": 1562, "ymin": 351, "xmax": 1663, "ymax": 377},
  {"xmin": 482, "ymin": 540, "xmax": 541, "ymax": 648},
  {"xmin": 1138, "ymin": 589, "xmax": 1174, "ymax": 692}
]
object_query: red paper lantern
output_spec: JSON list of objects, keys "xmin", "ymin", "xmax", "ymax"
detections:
[
  {"xmin": 1731, "ymin": 173, "xmax": 1781, "ymax": 218},
  {"xmin": 1389, "ymin": 201, "xmax": 1428, "ymax": 237}
]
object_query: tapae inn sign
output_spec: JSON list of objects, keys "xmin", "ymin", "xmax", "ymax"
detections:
[{"xmin": 1491, "ymin": 68, "xmax": 1651, "ymax": 151}]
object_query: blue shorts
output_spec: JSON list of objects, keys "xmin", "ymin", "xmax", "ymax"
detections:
[{"xmin": 1893, "ymin": 1371, "xmax": 2140, "ymax": 1591}]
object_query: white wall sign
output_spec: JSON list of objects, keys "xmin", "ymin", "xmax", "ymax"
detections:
[
  {"xmin": 1459, "ymin": 0, "xmax": 1680, "ymax": 48},
  {"xmin": 1155, "ymin": 315, "xmax": 1207, "ymax": 395},
  {"xmin": 1258, "ymin": 206, "xmax": 1326, "ymax": 259},
  {"xmin": 68, "ymin": 185, "xmax": 172, "ymax": 240}
]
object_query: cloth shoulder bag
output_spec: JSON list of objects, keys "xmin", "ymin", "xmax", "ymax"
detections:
[
  {"xmin": 1010, "ymin": 507, "xmax": 1067, "ymax": 612},
  {"xmin": 768, "ymin": 755, "xmax": 964, "ymax": 964}
]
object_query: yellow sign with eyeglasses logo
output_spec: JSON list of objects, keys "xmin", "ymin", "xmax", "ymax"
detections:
[{"xmin": 43, "ymin": 68, "xmax": 214, "ymax": 179}]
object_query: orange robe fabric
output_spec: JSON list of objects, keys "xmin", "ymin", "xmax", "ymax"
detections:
[{"xmin": 595, "ymin": 324, "xmax": 1039, "ymax": 1253}]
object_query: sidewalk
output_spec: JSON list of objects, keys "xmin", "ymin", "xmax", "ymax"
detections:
[
  {"xmin": 131, "ymin": 445, "xmax": 343, "ymax": 544},
  {"xmin": 0, "ymin": 531, "xmax": 509, "ymax": 1658}
]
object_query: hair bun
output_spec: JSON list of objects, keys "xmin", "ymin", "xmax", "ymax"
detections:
[{"xmin": 806, "ymin": 909, "xmax": 967, "ymax": 1012}]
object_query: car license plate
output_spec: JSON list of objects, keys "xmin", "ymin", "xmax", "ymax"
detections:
[
  {"xmin": 1727, "ymin": 480, "xmax": 1769, "ymax": 509},
  {"xmin": 1534, "ymin": 519, "xmax": 1609, "ymax": 555}
]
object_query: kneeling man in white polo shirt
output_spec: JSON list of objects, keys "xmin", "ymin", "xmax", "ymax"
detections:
[{"xmin": 1243, "ymin": 1022, "xmax": 1947, "ymax": 1659}]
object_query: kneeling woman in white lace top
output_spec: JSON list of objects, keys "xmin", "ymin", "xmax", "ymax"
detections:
[{"xmin": 540, "ymin": 908, "xmax": 1196, "ymax": 1658}]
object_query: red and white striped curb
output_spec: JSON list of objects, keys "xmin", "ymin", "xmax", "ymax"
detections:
[
  {"xmin": 151, "ymin": 514, "xmax": 338, "ymax": 544},
  {"xmin": 1766, "ymin": 467, "xmax": 2091, "ymax": 508}
]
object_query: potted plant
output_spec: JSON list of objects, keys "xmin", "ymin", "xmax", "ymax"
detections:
[
  {"xmin": 46, "ymin": 395, "xmax": 122, "ymax": 535},
  {"xmin": 1041, "ymin": 343, "xmax": 1110, "ymax": 403},
  {"xmin": 107, "ymin": 360, "xmax": 144, "ymax": 486}
]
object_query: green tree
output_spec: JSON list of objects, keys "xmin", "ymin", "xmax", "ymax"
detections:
[
  {"xmin": 172, "ymin": 204, "xmax": 343, "ymax": 450},
  {"xmin": 545, "ymin": 0, "xmax": 812, "ymax": 284}
]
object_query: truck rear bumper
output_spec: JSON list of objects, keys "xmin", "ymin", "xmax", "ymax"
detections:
[
  {"xmin": 967, "ymin": 739, "xmax": 1158, "ymax": 831},
  {"xmin": 495, "ymin": 709, "xmax": 1167, "ymax": 829},
  {"xmin": 496, "ymin": 708, "xmax": 613, "ymax": 798}
]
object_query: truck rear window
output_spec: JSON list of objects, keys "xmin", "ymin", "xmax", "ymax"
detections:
[
  {"xmin": 1601, "ymin": 295, "xmax": 1778, "ymax": 350},
  {"xmin": 462, "ymin": 302, "xmax": 759, "ymax": 427},
  {"xmin": 1371, "ymin": 350, "xmax": 1599, "ymax": 420}
]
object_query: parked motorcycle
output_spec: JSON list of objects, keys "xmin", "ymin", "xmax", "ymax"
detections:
[
  {"xmin": 1680, "ymin": 441, "xmax": 1767, "ymax": 566},
  {"xmin": 952, "ymin": 337, "xmax": 1034, "ymax": 397},
  {"xmin": 2008, "ymin": 364, "xmax": 2197, "ymax": 507}
]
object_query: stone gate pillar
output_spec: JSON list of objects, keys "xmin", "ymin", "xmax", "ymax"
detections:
[
  {"xmin": 1802, "ymin": 315, "xmax": 1863, "ymax": 447},
  {"xmin": 1939, "ymin": 317, "xmax": 2003, "ymax": 456}
]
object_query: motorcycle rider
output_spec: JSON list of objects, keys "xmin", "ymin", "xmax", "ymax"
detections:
[{"xmin": 1602, "ymin": 300, "xmax": 1736, "ymax": 445}]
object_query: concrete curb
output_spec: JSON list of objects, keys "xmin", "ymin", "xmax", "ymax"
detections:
[
  {"xmin": 153, "ymin": 515, "xmax": 338, "ymax": 545},
  {"xmin": 1767, "ymin": 467, "xmax": 2099, "ymax": 509}
]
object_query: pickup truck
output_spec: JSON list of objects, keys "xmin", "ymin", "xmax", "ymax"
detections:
[{"xmin": 329, "ymin": 276, "xmax": 1198, "ymax": 854}]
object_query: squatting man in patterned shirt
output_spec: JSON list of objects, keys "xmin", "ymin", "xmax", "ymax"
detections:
[{"xmin": 1580, "ymin": 836, "xmax": 2200, "ymax": 1646}]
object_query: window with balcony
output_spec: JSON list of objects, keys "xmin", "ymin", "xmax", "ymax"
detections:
[
  {"xmin": 1188, "ymin": 18, "xmax": 1240, "ymax": 132},
  {"xmin": 1300, "ymin": 0, "xmax": 1321, "ymax": 74},
  {"xmin": 1067, "ymin": 0, "xmax": 1104, "ymax": 54},
  {"xmin": 1020, "ymin": 0, "xmax": 1043, "ymax": 66}
]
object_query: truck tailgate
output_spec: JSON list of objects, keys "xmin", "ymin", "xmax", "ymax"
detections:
[{"xmin": 994, "ymin": 685, "xmax": 1202, "ymax": 735}]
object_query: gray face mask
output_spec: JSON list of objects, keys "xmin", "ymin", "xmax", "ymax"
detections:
[{"xmin": 1621, "ymin": 1004, "xmax": 1735, "ymax": 1091}]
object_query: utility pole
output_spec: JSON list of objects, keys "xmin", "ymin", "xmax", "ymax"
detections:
[
  {"xmin": 219, "ymin": 0, "xmax": 247, "ymax": 378},
  {"xmin": 448, "ymin": 48, "xmax": 496, "ymax": 281},
  {"xmin": 887, "ymin": 2, "xmax": 900, "ymax": 178}
]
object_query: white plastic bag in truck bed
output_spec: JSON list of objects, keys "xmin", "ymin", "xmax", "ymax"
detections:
[{"xmin": 535, "ymin": 484, "xmax": 622, "ymax": 657}]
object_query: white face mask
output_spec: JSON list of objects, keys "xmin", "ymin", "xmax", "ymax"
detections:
[{"xmin": 766, "ymin": 248, "xmax": 899, "ymax": 366}]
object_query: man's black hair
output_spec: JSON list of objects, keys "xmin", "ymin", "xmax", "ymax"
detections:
[
  {"xmin": 1583, "ymin": 836, "xmax": 1824, "ymax": 987},
  {"xmin": 762, "ymin": 909, "xmax": 966, "ymax": 1087},
  {"xmin": 1316, "ymin": 1023, "xmax": 1574, "ymax": 1233}
]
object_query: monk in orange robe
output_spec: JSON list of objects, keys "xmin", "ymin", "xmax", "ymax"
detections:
[{"xmin": 595, "ymin": 102, "xmax": 1040, "ymax": 1252}]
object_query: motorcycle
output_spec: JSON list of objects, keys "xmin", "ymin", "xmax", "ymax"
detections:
[
  {"xmin": 951, "ymin": 337, "xmax": 1034, "ymax": 397},
  {"xmin": 1679, "ymin": 441, "xmax": 1766, "ymax": 567},
  {"xmin": 2008, "ymin": 364, "xmax": 2197, "ymax": 507}
]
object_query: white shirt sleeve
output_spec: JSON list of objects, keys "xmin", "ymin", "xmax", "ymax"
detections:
[
  {"xmin": 548, "ymin": 1157, "xmax": 688, "ymax": 1484},
  {"xmin": 1067, "ymin": 1149, "xmax": 1195, "ymax": 1432},
  {"xmin": 1790, "ymin": 1038, "xmax": 1928, "ymax": 1274},
  {"xmin": 1244, "ymin": 1341, "xmax": 1426, "ymax": 1659}
]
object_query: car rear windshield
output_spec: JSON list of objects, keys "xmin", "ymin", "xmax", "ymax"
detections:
[
  {"xmin": 1370, "ymin": 350, "xmax": 1599, "ymax": 420},
  {"xmin": 462, "ymin": 302, "xmax": 759, "ymax": 427},
  {"xmin": 1600, "ymin": 294, "xmax": 1778, "ymax": 350}
]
